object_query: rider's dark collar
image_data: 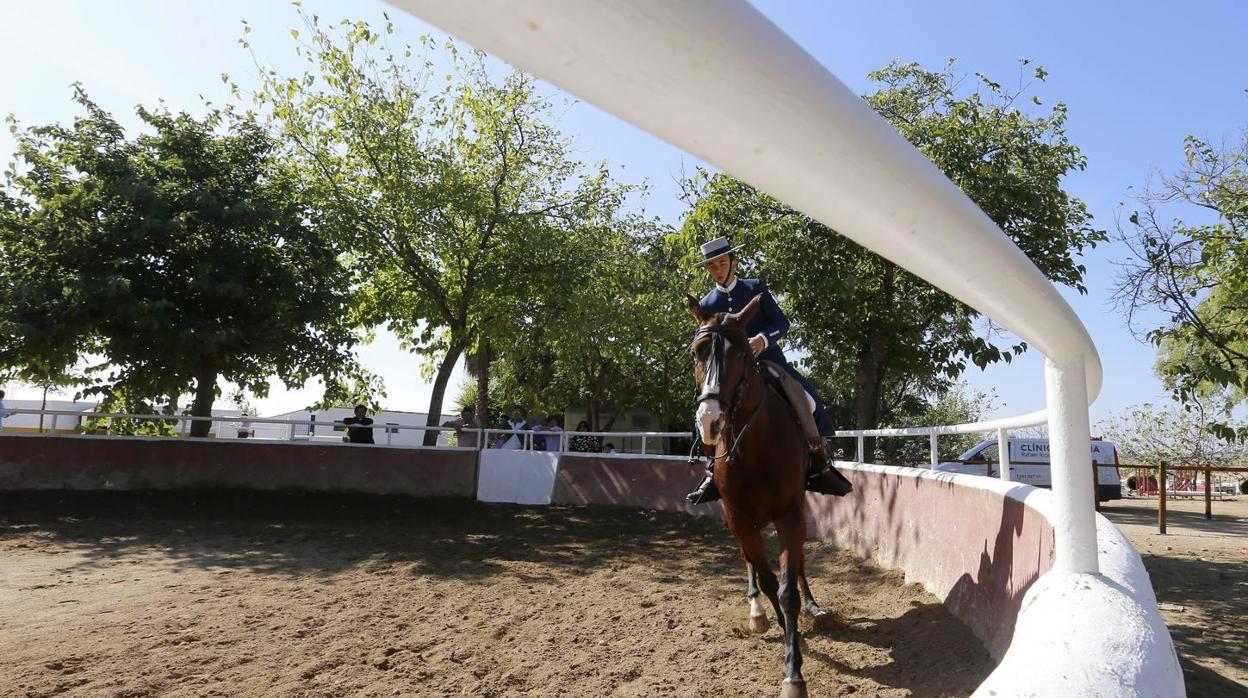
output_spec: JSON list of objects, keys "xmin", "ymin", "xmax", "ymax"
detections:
[{"xmin": 716, "ymin": 276, "xmax": 738, "ymax": 294}]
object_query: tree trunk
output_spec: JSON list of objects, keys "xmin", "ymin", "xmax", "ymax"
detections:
[
  {"xmin": 423, "ymin": 342, "xmax": 466, "ymax": 446},
  {"xmin": 474, "ymin": 340, "xmax": 491, "ymax": 447},
  {"xmin": 189, "ymin": 365, "xmax": 217, "ymax": 438},
  {"xmin": 39, "ymin": 385, "xmax": 48, "ymax": 433},
  {"xmin": 854, "ymin": 262, "xmax": 895, "ymax": 462}
]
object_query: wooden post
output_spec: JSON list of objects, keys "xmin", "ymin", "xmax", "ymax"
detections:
[
  {"xmin": 1092, "ymin": 459, "xmax": 1101, "ymax": 512},
  {"xmin": 1204, "ymin": 466, "xmax": 1212, "ymax": 520},
  {"xmin": 1157, "ymin": 460, "xmax": 1167, "ymax": 535}
]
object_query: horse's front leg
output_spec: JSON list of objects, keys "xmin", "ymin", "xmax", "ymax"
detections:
[
  {"xmin": 776, "ymin": 512, "xmax": 807, "ymax": 698},
  {"xmin": 745, "ymin": 561, "xmax": 770, "ymax": 634}
]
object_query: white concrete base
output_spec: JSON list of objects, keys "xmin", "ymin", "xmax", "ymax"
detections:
[
  {"xmin": 476, "ymin": 450, "xmax": 559, "ymax": 505},
  {"xmin": 971, "ymin": 494, "xmax": 1184, "ymax": 697}
]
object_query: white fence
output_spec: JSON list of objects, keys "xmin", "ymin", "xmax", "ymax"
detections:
[{"xmin": 1, "ymin": 407, "xmax": 692, "ymax": 457}]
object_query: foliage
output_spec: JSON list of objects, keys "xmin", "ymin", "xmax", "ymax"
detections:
[
  {"xmin": 679, "ymin": 60, "xmax": 1102, "ymax": 458},
  {"xmin": 874, "ymin": 382, "xmax": 1000, "ymax": 464},
  {"xmin": 487, "ymin": 217, "xmax": 696, "ymax": 431},
  {"xmin": 1112, "ymin": 130, "xmax": 1248, "ymax": 439},
  {"xmin": 1099, "ymin": 401, "xmax": 1248, "ymax": 467},
  {"xmin": 245, "ymin": 10, "xmax": 626, "ymax": 442},
  {"xmin": 81, "ymin": 388, "xmax": 179, "ymax": 437},
  {"xmin": 0, "ymin": 89, "xmax": 357, "ymax": 436}
]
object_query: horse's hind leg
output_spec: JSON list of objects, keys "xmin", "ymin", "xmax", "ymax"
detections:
[
  {"xmin": 745, "ymin": 561, "xmax": 770, "ymax": 634},
  {"xmin": 798, "ymin": 573, "xmax": 823, "ymax": 618},
  {"xmin": 776, "ymin": 510, "xmax": 808, "ymax": 698}
]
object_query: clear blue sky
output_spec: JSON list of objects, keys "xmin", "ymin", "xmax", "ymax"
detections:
[{"xmin": 1, "ymin": 1, "xmax": 1245, "ymax": 427}]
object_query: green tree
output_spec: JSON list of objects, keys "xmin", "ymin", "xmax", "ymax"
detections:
[
  {"xmin": 680, "ymin": 60, "xmax": 1102, "ymax": 460},
  {"xmin": 1099, "ymin": 401, "xmax": 1247, "ymax": 468},
  {"xmin": 1113, "ymin": 129, "xmax": 1248, "ymax": 438},
  {"xmin": 0, "ymin": 89, "xmax": 356, "ymax": 436},
  {"xmin": 247, "ymin": 12, "xmax": 622, "ymax": 443}
]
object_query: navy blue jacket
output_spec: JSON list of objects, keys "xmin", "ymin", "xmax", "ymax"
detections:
[
  {"xmin": 698, "ymin": 277, "xmax": 831, "ymax": 432},
  {"xmin": 698, "ymin": 278, "xmax": 790, "ymax": 367}
]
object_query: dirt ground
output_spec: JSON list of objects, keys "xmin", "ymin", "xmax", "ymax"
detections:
[
  {"xmin": 0, "ymin": 491, "xmax": 993, "ymax": 698},
  {"xmin": 1099, "ymin": 495, "xmax": 1248, "ymax": 697}
]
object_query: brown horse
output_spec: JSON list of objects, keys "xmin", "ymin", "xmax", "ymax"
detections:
[{"xmin": 687, "ymin": 293, "xmax": 823, "ymax": 698}]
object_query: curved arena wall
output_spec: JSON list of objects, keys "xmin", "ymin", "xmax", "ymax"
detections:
[
  {"xmin": 552, "ymin": 456, "xmax": 1183, "ymax": 696},
  {"xmin": 0, "ymin": 434, "xmax": 477, "ymax": 498}
]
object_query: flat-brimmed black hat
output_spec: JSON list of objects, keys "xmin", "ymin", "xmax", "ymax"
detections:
[{"xmin": 693, "ymin": 236, "xmax": 743, "ymax": 267}]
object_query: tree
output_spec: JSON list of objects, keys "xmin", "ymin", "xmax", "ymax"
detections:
[
  {"xmin": 0, "ymin": 89, "xmax": 356, "ymax": 436},
  {"xmin": 483, "ymin": 213, "xmax": 697, "ymax": 436},
  {"xmin": 1099, "ymin": 401, "xmax": 1248, "ymax": 468},
  {"xmin": 247, "ymin": 12, "xmax": 623, "ymax": 444},
  {"xmin": 1112, "ymin": 129, "xmax": 1248, "ymax": 438},
  {"xmin": 680, "ymin": 60, "xmax": 1102, "ymax": 459}
]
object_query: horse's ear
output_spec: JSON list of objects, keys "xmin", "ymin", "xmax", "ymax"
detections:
[
  {"xmin": 686, "ymin": 294, "xmax": 707, "ymax": 323},
  {"xmin": 730, "ymin": 294, "xmax": 763, "ymax": 327}
]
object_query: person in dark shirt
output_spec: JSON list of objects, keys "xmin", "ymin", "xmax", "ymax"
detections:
[{"xmin": 342, "ymin": 404, "xmax": 375, "ymax": 444}]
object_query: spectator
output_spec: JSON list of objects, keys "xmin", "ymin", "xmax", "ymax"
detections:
[
  {"xmin": 441, "ymin": 406, "xmax": 480, "ymax": 448},
  {"xmin": 604, "ymin": 442, "xmax": 618, "ymax": 454},
  {"xmin": 570, "ymin": 420, "xmax": 598, "ymax": 453},
  {"xmin": 537, "ymin": 414, "xmax": 563, "ymax": 452},
  {"xmin": 498, "ymin": 407, "xmax": 529, "ymax": 449},
  {"xmin": 532, "ymin": 413, "xmax": 548, "ymax": 451},
  {"xmin": 0, "ymin": 389, "xmax": 10, "ymax": 432},
  {"xmin": 342, "ymin": 404, "xmax": 375, "ymax": 444}
]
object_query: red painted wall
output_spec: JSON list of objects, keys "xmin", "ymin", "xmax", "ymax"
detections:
[
  {"xmin": 0, "ymin": 435, "xmax": 477, "ymax": 498},
  {"xmin": 552, "ymin": 455, "xmax": 722, "ymax": 519}
]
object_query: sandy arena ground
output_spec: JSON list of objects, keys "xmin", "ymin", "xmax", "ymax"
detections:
[
  {"xmin": 1099, "ymin": 495, "xmax": 1248, "ymax": 697},
  {"xmin": 0, "ymin": 491, "xmax": 994, "ymax": 698}
]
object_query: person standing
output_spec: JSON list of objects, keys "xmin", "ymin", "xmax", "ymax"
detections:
[
  {"xmin": 538, "ymin": 414, "xmax": 564, "ymax": 452},
  {"xmin": 498, "ymin": 407, "xmax": 529, "ymax": 450},
  {"xmin": 342, "ymin": 404, "xmax": 376, "ymax": 445},
  {"xmin": 0, "ymin": 389, "xmax": 10, "ymax": 432}
]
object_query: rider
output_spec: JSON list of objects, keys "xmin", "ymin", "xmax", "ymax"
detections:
[{"xmin": 686, "ymin": 236, "xmax": 853, "ymax": 504}]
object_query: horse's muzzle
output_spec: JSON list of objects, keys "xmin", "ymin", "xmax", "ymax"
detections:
[{"xmin": 697, "ymin": 400, "xmax": 722, "ymax": 446}]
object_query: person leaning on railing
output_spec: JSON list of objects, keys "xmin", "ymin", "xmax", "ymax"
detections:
[
  {"xmin": 570, "ymin": 420, "xmax": 599, "ymax": 453},
  {"xmin": 342, "ymin": 404, "xmax": 375, "ymax": 445},
  {"xmin": 441, "ymin": 406, "xmax": 479, "ymax": 448}
]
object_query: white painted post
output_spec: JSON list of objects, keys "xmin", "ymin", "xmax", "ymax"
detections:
[
  {"xmin": 50, "ymin": 413, "xmax": 59, "ymax": 435},
  {"xmin": 386, "ymin": 424, "xmax": 394, "ymax": 446},
  {"xmin": 1044, "ymin": 355, "xmax": 1098, "ymax": 574},
  {"xmin": 641, "ymin": 435, "xmax": 648, "ymax": 455},
  {"xmin": 856, "ymin": 435, "xmax": 864, "ymax": 465},
  {"xmin": 929, "ymin": 433, "xmax": 939, "ymax": 467},
  {"xmin": 997, "ymin": 427, "xmax": 1012, "ymax": 482}
]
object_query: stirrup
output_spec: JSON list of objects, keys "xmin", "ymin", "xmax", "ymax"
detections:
[
  {"xmin": 805, "ymin": 444, "xmax": 853, "ymax": 497},
  {"xmin": 686, "ymin": 473, "xmax": 721, "ymax": 505}
]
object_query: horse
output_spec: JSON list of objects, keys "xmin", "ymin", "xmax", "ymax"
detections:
[{"xmin": 687, "ymin": 293, "xmax": 825, "ymax": 698}]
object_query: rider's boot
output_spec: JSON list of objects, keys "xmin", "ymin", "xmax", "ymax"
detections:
[
  {"xmin": 805, "ymin": 437, "xmax": 853, "ymax": 497},
  {"xmin": 686, "ymin": 461, "xmax": 721, "ymax": 505}
]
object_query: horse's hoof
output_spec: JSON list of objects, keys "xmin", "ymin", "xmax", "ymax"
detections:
[
  {"xmin": 778, "ymin": 678, "xmax": 808, "ymax": 698},
  {"xmin": 749, "ymin": 612, "xmax": 770, "ymax": 634}
]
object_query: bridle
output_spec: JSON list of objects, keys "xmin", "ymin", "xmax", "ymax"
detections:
[{"xmin": 692, "ymin": 319, "xmax": 768, "ymax": 464}]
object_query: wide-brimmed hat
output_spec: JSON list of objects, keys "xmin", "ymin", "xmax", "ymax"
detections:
[{"xmin": 693, "ymin": 236, "xmax": 743, "ymax": 267}]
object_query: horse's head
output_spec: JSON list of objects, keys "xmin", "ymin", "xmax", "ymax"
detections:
[{"xmin": 687, "ymin": 294, "xmax": 762, "ymax": 446}]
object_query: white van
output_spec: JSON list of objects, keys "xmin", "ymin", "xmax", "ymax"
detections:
[{"xmin": 934, "ymin": 438, "xmax": 1122, "ymax": 501}]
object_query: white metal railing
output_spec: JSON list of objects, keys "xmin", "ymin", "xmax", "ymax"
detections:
[
  {"xmin": 398, "ymin": 0, "xmax": 1104, "ymax": 575},
  {"xmin": 1, "ymin": 407, "xmax": 692, "ymax": 456}
]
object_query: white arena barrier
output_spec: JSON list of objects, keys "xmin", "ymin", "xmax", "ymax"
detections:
[{"xmin": 386, "ymin": 1, "xmax": 1184, "ymax": 694}]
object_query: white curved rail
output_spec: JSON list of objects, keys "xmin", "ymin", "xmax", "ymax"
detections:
[
  {"xmin": 385, "ymin": 2, "xmax": 1178, "ymax": 695},
  {"xmin": 392, "ymin": 0, "xmax": 1102, "ymax": 575}
]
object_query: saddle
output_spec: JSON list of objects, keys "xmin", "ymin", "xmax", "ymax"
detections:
[{"xmin": 759, "ymin": 360, "xmax": 822, "ymax": 445}]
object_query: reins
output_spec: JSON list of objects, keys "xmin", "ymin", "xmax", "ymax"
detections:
[{"xmin": 692, "ymin": 323, "xmax": 768, "ymax": 465}]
